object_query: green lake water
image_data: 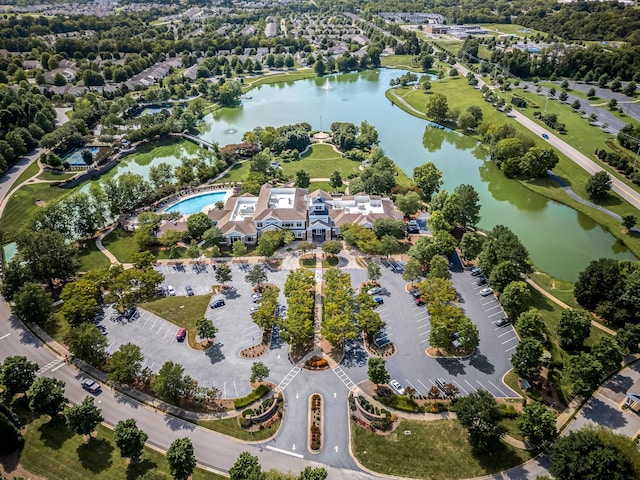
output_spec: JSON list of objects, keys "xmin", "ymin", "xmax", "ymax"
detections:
[{"xmin": 194, "ymin": 68, "xmax": 635, "ymax": 281}]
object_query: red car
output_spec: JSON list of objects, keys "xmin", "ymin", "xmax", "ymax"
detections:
[
  {"xmin": 414, "ymin": 296, "xmax": 424, "ymax": 306},
  {"xmin": 176, "ymin": 328, "xmax": 186, "ymax": 342}
]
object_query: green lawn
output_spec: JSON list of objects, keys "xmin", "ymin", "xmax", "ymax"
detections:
[
  {"xmin": 381, "ymin": 54, "xmax": 421, "ymax": 71},
  {"xmin": 429, "ymin": 38, "xmax": 464, "ymax": 57},
  {"xmin": 528, "ymin": 270, "xmax": 578, "ymax": 309},
  {"xmin": 479, "ymin": 23, "xmax": 547, "ymax": 38},
  {"xmin": 219, "ymin": 162, "xmax": 250, "ymax": 182},
  {"xmin": 308, "ymin": 180, "xmax": 345, "ymax": 193},
  {"xmin": 78, "ymin": 239, "xmax": 111, "ymax": 272},
  {"xmin": 38, "ymin": 171, "xmax": 78, "ymax": 181},
  {"xmin": 8, "ymin": 160, "xmax": 40, "ymax": 194},
  {"xmin": 101, "ymin": 228, "xmax": 137, "ymax": 264},
  {"xmin": 242, "ymin": 70, "xmax": 316, "ymax": 92},
  {"xmin": 0, "ymin": 183, "xmax": 72, "ymax": 241},
  {"xmin": 140, "ymin": 295, "xmax": 211, "ymax": 348},
  {"xmin": 18, "ymin": 412, "xmax": 224, "ymax": 480},
  {"xmin": 197, "ymin": 416, "xmax": 280, "ymax": 441},
  {"xmin": 351, "ymin": 419, "xmax": 531, "ymax": 479},
  {"xmin": 282, "ymin": 144, "xmax": 359, "ymax": 179},
  {"xmin": 499, "ymin": 416, "xmax": 524, "ymax": 442}
]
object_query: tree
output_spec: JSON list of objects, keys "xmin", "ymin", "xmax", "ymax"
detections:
[
  {"xmin": 367, "ymin": 357, "xmax": 390, "ymax": 386},
  {"xmin": 114, "ymin": 419, "xmax": 148, "ymax": 463},
  {"xmin": 298, "ymin": 466, "xmax": 328, "ymax": 480},
  {"xmin": 0, "ymin": 356, "xmax": 38, "ymax": 399},
  {"xmin": 81, "ymin": 149, "xmax": 94, "ymax": 165},
  {"xmin": 166, "ymin": 437, "xmax": 197, "ymax": 480},
  {"xmin": 395, "ymin": 191, "xmax": 423, "ymax": 216},
  {"xmin": 550, "ymin": 428, "xmax": 636, "ymax": 480},
  {"xmin": 455, "ymin": 390, "xmax": 506, "ymax": 451},
  {"xmin": 499, "ymin": 281, "xmax": 531, "ymax": 319},
  {"xmin": 511, "ymin": 338, "xmax": 544, "ymax": 379},
  {"xmin": 586, "ymin": 171, "xmax": 612, "ymax": 200},
  {"xmin": 403, "ymin": 258, "xmax": 423, "ymax": 286},
  {"xmin": 622, "ymin": 215, "xmax": 636, "ymax": 233},
  {"xmin": 196, "ymin": 317, "xmax": 218, "ymax": 346},
  {"xmin": 459, "ymin": 232, "xmax": 484, "ymax": 261},
  {"xmin": 428, "ymin": 255, "xmax": 450, "ymax": 279},
  {"xmin": 11, "ymin": 282, "xmax": 53, "ymax": 326},
  {"xmin": 329, "ymin": 171, "xmax": 343, "ymax": 189},
  {"xmin": 425, "ymin": 93, "xmax": 449, "ymax": 123},
  {"xmin": 215, "ymin": 264, "xmax": 232, "ymax": 286},
  {"xmin": 27, "ymin": 376, "xmax": 67, "ymax": 417},
  {"xmin": 558, "ymin": 309, "xmax": 591, "ymax": 350},
  {"xmin": 186, "ymin": 213, "xmax": 211, "ymax": 240},
  {"xmin": 108, "ymin": 343, "xmax": 143, "ymax": 385},
  {"xmin": 322, "ymin": 240, "xmax": 342, "ymax": 256},
  {"xmin": 592, "ymin": 336, "xmax": 623, "ymax": 374},
  {"xmin": 413, "ymin": 162, "xmax": 443, "ymax": 201},
  {"xmin": 488, "ymin": 261, "xmax": 521, "ymax": 293},
  {"xmin": 250, "ymin": 361, "xmax": 270, "ymax": 383},
  {"xmin": 357, "ymin": 309, "xmax": 385, "ymax": 342},
  {"xmin": 367, "ymin": 262, "xmax": 382, "ymax": 282},
  {"xmin": 566, "ymin": 353, "xmax": 605, "ymax": 397},
  {"xmin": 232, "ymin": 240, "xmax": 248, "ymax": 257},
  {"xmin": 616, "ymin": 323, "xmax": 640, "ymax": 355},
  {"xmin": 517, "ymin": 402, "xmax": 557, "ymax": 449},
  {"xmin": 295, "ymin": 169, "xmax": 310, "ymax": 188},
  {"xmin": 296, "ymin": 241, "xmax": 314, "ymax": 255},
  {"xmin": 427, "ymin": 210, "xmax": 450, "ymax": 233},
  {"xmin": 314, "ymin": 59, "xmax": 326, "ymax": 76},
  {"xmin": 245, "ymin": 264, "xmax": 267, "ymax": 289},
  {"xmin": 373, "ymin": 218, "xmax": 406, "ymax": 239},
  {"xmin": 448, "ymin": 184, "xmax": 481, "ymax": 229},
  {"xmin": 229, "ymin": 451, "xmax": 265, "ymax": 480},
  {"xmin": 153, "ymin": 361, "xmax": 190, "ymax": 403},
  {"xmin": 64, "ymin": 396, "xmax": 104, "ymax": 440},
  {"xmin": 515, "ymin": 309, "xmax": 546, "ymax": 341},
  {"xmin": 478, "ymin": 225, "xmax": 531, "ymax": 278},
  {"xmin": 574, "ymin": 257, "xmax": 623, "ymax": 311},
  {"xmin": 69, "ymin": 324, "xmax": 108, "ymax": 366},
  {"xmin": 60, "ymin": 279, "xmax": 100, "ymax": 326},
  {"xmin": 202, "ymin": 226, "xmax": 224, "ymax": 247}
]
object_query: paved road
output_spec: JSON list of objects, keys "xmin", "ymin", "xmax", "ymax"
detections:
[{"xmin": 456, "ymin": 64, "xmax": 640, "ymax": 211}]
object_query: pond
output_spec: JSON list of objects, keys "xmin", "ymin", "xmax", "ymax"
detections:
[{"xmin": 198, "ymin": 68, "xmax": 634, "ymax": 281}]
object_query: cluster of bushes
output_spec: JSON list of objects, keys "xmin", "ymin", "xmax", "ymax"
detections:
[
  {"xmin": 595, "ymin": 148, "xmax": 640, "ymax": 185},
  {"xmin": 304, "ymin": 356, "xmax": 329, "ymax": 369},
  {"xmin": 533, "ymin": 112, "xmax": 566, "ymax": 133},
  {"xmin": 510, "ymin": 95, "xmax": 527, "ymax": 108},
  {"xmin": 374, "ymin": 392, "xmax": 420, "ymax": 413},
  {"xmin": 233, "ymin": 384, "xmax": 270, "ymax": 409}
]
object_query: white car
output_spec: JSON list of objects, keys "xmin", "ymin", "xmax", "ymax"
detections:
[
  {"xmin": 479, "ymin": 287, "xmax": 494, "ymax": 297},
  {"xmin": 249, "ymin": 305, "xmax": 259, "ymax": 314},
  {"xmin": 367, "ymin": 286, "xmax": 382, "ymax": 295},
  {"xmin": 251, "ymin": 293, "xmax": 262, "ymax": 302},
  {"xmin": 167, "ymin": 285, "xmax": 176, "ymax": 296},
  {"xmin": 389, "ymin": 379, "xmax": 405, "ymax": 395}
]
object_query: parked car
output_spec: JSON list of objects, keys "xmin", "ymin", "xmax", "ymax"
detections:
[
  {"xmin": 210, "ymin": 299, "xmax": 225, "ymax": 309},
  {"xmin": 81, "ymin": 378, "xmax": 101, "ymax": 394},
  {"xmin": 471, "ymin": 267, "xmax": 482, "ymax": 276},
  {"xmin": 155, "ymin": 286, "xmax": 166, "ymax": 296},
  {"xmin": 167, "ymin": 285, "xmax": 176, "ymax": 296},
  {"xmin": 477, "ymin": 276, "xmax": 488, "ymax": 286},
  {"xmin": 367, "ymin": 286, "xmax": 382, "ymax": 295},
  {"xmin": 435, "ymin": 377, "xmax": 447, "ymax": 392},
  {"xmin": 406, "ymin": 220, "xmax": 420, "ymax": 234},
  {"xmin": 185, "ymin": 285, "xmax": 194, "ymax": 296},
  {"xmin": 479, "ymin": 287, "xmax": 494, "ymax": 297},
  {"xmin": 496, "ymin": 317, "xmax": 511, "ymax": 327},
  {"xmin": 249, "ymin": 305, "xmax": 259, "ymax": 314},
  {"xmin": 373, "ymin": 297, "xmax": 384, "ymax": 305},
  {"xmin": 251, "ymin": 293, "xmax": 263, "ymax": 302},
  {"xmin": 414, "ymin": 296, "xmax": 424, "ymax": 306},
  {"xmin": 389, "ymin": 379, "xmax": 405, "ymax": 395},
  {"xmin": 124, "ymin": 307, "xmax": 138, "ymax": 320},
  {"xmin": 176, "ymin": 328, "xmax": 186, "ymax": 342}
]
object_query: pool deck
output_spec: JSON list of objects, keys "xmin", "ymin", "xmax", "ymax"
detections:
[{"xmin": 154, "ymin": 185, "xmax": 234, "ymax": 215}]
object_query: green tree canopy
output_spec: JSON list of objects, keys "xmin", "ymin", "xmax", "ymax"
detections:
[
  {"xmin": 367, "ymin": 357, "xmax": 390, "ymax": 386},
  {"xmin": 0, "ymin": 356, "xmax": 39, "ymax": 398},
  {"xmin": 455, "ymin": 390, "xmax": 506, "ymax": 451},
  {"xmin": 166, "ymin": 437, "xmax": 197, "ymax": 480},
  {"xmin": 64, "ymin": 396, "xmax": 104, "ymax": 439},
  {"xmin": 114, "ymin": 419, "xmax": 148, "ymax": 462},
  {"xmin": 27, "ymin": 376, "xmax": 67, "ymax": 417},
  {"xmin": 108, "ymin": 343, "xmax": 144, "ymax": 385}
]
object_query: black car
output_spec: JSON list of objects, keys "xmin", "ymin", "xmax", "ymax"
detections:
[
  {"xmin": 477, "ymin": 276, "xmax": 488, "ymax": 286},
  {"xmin": 496, "ymin": 317, "xmax": 511, "ymax": 327},
  {"xmin": 210, "ymin": 299, "xmax": 225, "ymax": 309},
  {"xmin": 81, "ymin": 378, "xmax": 101, "ymax": 394},
  {"xmin": 124, "ymin": 307, "xmax": 138, "ymax": 320},
  {"xmin": 471, "ymin": 267, "xmax": 482, "ymax": 276},
  {"xmin": 185, "ymin": 285, "xmax": 195, "ymax": 296}
]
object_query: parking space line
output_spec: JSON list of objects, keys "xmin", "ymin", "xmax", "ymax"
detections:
[
  {"xmin": 419, "ymin": 330, "xmax": 429, "ymax": 336},
  {"xmin": 488, "ymin": 380, "xmax": 508, "ymax": 397},
  {"xmin": 417, "ymin": 379, "xmax": 431, "ymax": 393},
  {"xmin": 405, "ymin": 379, "xmax": 423, "ymax": 396},
  {"xmin": 476, "ymin": 380, "xmax": 491, "ymax": 393},
  {"xmin": 501, "ymin": 336, "xmax": 518, "ymax": 345},
  {"xmin": 464, "ymin": 380, "xmax": 477, "ymax": 392},
  {"xmin": 415, "ymin": 316, "xmax": 428, "ymax": 322},
  {"xmin": 498, "ymin": 331, "xmax": 513, "ymax": 337},
  {"xmin": 416, "ymin": 324, "xmax": 428, "ymax": 329},
  {"xmin": 452, "ymin": 379, "xmax": 469, "ymax": 395},
  {"xmin": 505, "ymin": 344, "xmax": 517, "ymax": 352},
  {"xmin": 163, "ymin": 326, "xmax": 173, "ymax": 339},
  {"xmin": 488, "ymin": 311, "xmax": 503, "ymax": 317},
  {"xmin": 485, "ymin": 305, "xmax": 501, "ymax": 311},
  {"xmin": 481, "ymin": 300, "xmax": 496, "ymax": 306},
  {"xmin": 223, "ymin": 382, "xmax": 227, "ymax": 399},
  {"xmin": 414, "ymin": 311, "xmax": 426, "ymax": 316},
  {"xmin": 149, "ymin": 318, "xmax": 158, "ymax": 330},
  {"xmin": 233, "ymin": 381, "xmax": 239, "ymax": 398},
  {"xmin": 421, "ymin": 338, "xmax": 429, "ymax": 343}
]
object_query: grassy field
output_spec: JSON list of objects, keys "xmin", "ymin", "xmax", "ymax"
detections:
[
  {"xmin": 140, "ymin": 295, "xmax": 211, "ymax": 348},
  {"xmin": 8, "ymin": 160, "xmax": 40, "ymax": 194},
  {"xmin": 242, "ymin": 70, "xmax": 316, "ymax": 92},
  {"xmin": 351, "ymin": 419, "xmax": 531, "ymax": 479},
  {"xmin": 479, "ymin": 23, "xmax": 547, "ymax": 38},
  {"xmin": 219, "ymin": 162, "xmax": 250, "ymax": 182},
  {"xmin": 197, "ymin": 416, "xmax": 280, "ymax": 441},
  {"xmin": 428, "ymin": 38, "xmax": 464, "ymax": 56},
  {"xmin": 38, "ymin": 171, "xmax": 78, "ymax": 181},
  {"xmin": 18, "ymin": 412, "xmax": 224, "ymax": 480},
  {"xmin": 283, "ymin": 144, "xmax": 359, "ymax": 178},
  {"xmin": 78, "ymin": 239, "xmax": 111, "ymax": 272},
  {"xmin": 0, "ymin": 183, "xmax": 72, "ymax": 241},
  {"xmin": 528, "ymin": 270, "xmax": 578, "ymax": 309},
  {"xmin": 101, "ymin": 228, "xmax": 137, "ymax": 263},
  {"xmin": 381, "ymin": 54, "xmax": 420, "ymax": 71}
]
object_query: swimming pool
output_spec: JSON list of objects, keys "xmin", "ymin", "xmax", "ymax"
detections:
[
  {"xmin": 62, "ymin": 146, "xmax": 100, "ymax": 166},
  {"xmin": 165, "ymin": 191, "xmax": 230, "ymax": 215}
]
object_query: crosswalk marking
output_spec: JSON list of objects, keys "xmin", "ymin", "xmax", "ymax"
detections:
[
  {"xmin": 332, "ymin": 365, "xmax": 356, "ymax": 391},
  {"xmin": 278, "ymin": 365, "xmax": 301, "ymax": 390},
  {"xmin": 36, "ymin": 358, "xmax": 63, "ymax": 376}
]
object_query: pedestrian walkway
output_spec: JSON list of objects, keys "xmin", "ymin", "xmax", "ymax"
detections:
[{"xmin": 313, "ymin": 253, "xmax": 323, "ymax": 352}]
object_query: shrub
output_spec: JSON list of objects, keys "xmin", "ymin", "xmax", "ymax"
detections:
[
  {"xmin": 377, "ymin": 394, "xmax": 420, "ymax": 412},
  {"xmin": 238, "ymin": 416, "xmax": 251, "ymax": 428},
  {"xmin": 234, "ymin": 384, "xmax": 271, "ymax": 409},
  {"xmin": 498, "ymin": 403, "xmax": 519, "ymax": 418},
  {"xmin": 242, "ymin": 408, "xmax": 255, "ymax": 417}
]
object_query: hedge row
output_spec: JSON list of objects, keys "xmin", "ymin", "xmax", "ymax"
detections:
[{"xmin": 234, "ymin": 384, "xmax": 270, "ymax": 409}]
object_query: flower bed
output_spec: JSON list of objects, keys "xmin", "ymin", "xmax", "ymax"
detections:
[
  {"xmin": 303, "ymin": 355, "xmax": 330, "ymax": 370},
  {"xmin": 308, "ymin": 393, "xmax": 324, "ymax": 453}
]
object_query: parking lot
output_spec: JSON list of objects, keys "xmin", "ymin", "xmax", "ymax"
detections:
[{"xmin": 340, "ymin": 254, "xmax": 520, "ymax": 398}]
